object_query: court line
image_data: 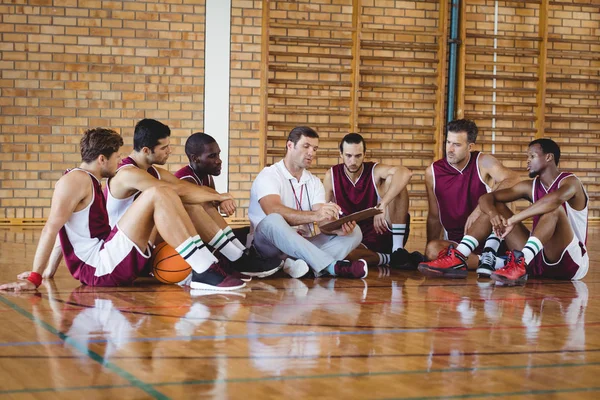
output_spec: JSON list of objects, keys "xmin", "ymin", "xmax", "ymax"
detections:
[
  {"xmin": 1, "ymin": 347, "xmax": 599, "ymax": 360},
  {"xmin": 1, "ymin": 360, "xmax": 600, "ymax": 395},
  {"xmin": 0, "ymin": 296, "xmax": 170, "ymax": 400},
  {"xmin": 380, "ymin": 386, "xmax": 600, "ymax": 400}
]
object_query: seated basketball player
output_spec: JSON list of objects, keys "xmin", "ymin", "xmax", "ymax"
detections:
[
  {"xmin": 248, "ymin": 126, "xmax": 367, "ymax": 279},
  {"xmin": 106, "ymin": 119, "xmax": 280, "ymax": 279},
  {"xmin": 323, "ymin": 133, "xmax": 420, "ymax": 268},
  {"xmin": 0, "ymin": 128, "xmax": 245, "ymax": 291},
  {"xmin": 418, "ymin": 119, "xmax": 520, "ymax": 278},
  {"xmin": 441, "ymin": 138, "xmax": 588, "ymax": 285},
  {"xmin": 174, "ymin": 132, "xmax": 250, "ymax": 244}
]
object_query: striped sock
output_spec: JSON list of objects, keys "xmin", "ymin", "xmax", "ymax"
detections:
[
  {"xmin": 208, "ymin": 229, "xmax": 243, "ymax": 261},
  {"xmin": 377, "ymin": 253, "xmax": 390, "ymax": 266},
  {"xmin": 483, "ymin": 233, "xmax": 501, "ymax": 254},
  {"xmin": 176, "ymin": 235, "xmax": 217, "ymax": 274},
  {"xmin": 456, "ymin": 235, "xmax": 479, "ymax": 258},
  {"xmin": 391, "ymin": 224, "xmax": 407, "ymax": 251},
  {"xmin": 223, "ymin": 226, "xmax": 246, "ymax": 251},
  {"xmin": 522, "ymin": 236, "xmax": 543, "ymax": 265}
]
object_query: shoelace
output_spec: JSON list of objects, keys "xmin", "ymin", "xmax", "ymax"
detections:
[
  {"xmin": 211, "ymin": 263, "xmax": 228, "ymax": 277},
  {"xmin": 435, "ymin": 247, "xmax": 455, "ymax": 261},
  {"xmin": 480, "ymin": 252, "xmax": 495, "ymax": 267}
]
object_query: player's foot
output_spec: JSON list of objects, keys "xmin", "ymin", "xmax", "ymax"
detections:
[
  {"xmin": 417, "ymin": 245, "xmax": 468, "ymax": 279},
  {"xmin": 333, "ymin": 259, "xmax": 368, "ymax": 279},
  {"xmin": 491, "ymin": 250, "xmax": 528, "ymax": 286},
  {"xmin": 234, "ymin": 248, "xmax": 282, "ymax": 278},
  {"xmin": 283, "ymin": 258, "xmax": 310, "ymax": 278},
  {"xmin": 476, "ymin": 251, "xmax": 496, "ymax": 278},
  {"xmin": 190, "ymin": 262, "xmax": 246, "ymax": 291},
  {"xmin": 390, "ymin": 248, "xmax": 424, "ymax": 270}
]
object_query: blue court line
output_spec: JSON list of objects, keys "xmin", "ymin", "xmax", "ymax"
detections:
[
  {"xmin": 0, "ymin": 296, "xmax": 169, "ymax": 400},
  {"xmin": 1, "ymin": 360, "xmax": 600, "ymax": 395}
]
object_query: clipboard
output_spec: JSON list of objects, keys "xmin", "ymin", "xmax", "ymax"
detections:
[{"xmin": 319, "ymin": 207, "xmax": 383, "ymax": 231}]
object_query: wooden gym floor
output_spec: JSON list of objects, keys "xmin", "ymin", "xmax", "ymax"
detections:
[{"xmin": 0, "ymin": 224, "xmax": 598, "ymax": 399}]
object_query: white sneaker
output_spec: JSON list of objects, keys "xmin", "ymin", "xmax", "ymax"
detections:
[{"xmin": 283, "ymin": 258, "xmax": 309, "ymax": 279}]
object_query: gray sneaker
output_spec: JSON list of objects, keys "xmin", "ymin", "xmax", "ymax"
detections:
[{"xmin": 476, "ymin": 251, "xmax": 496, "ymax": 278}]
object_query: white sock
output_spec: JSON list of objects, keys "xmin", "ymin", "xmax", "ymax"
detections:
[
  {"xmin": 223, "ymin": 226, "xmax": 245, "ymax": 251},
  {"xmin": 483, "ymin": 233, "xmax": 501, "ymax": 253},
  {"xmin": 391, "ymin": 224, "xmax": 406, "ymax": 251},
  {"xmin": 208, "ymin": 229, "xmax": 243, "ymax": 261},
  {"xmin": 377, "ymin": 253, "xmax": 390, "ymax": 266},
  {"xmin": 456, "ymin": 235, "xmax": 479, "ymax": 258},
  {"xmin": 522, "ymin": 236, "xmax": 543, "ymax": 265},
  {"xmin": 176, "ymin": 235, "xmax": 217, "ymax": 274}
]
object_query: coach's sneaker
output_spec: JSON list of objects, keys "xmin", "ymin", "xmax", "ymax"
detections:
[
  {"xmin": 491, "ymin": 250, "xmax": 528, "ymax": 286},
  {"xmin": 190, "ymin": 262, "xmax": 246, "ymax": 291},
  {"xmin": 236, "ymin": 248, "xmax": 282, "ymax": 278},
  {"xmin": 333, "ymin": 259, "xmax": 368, "ymax": 279},
  {"xmin": 476, "ymin": 251, "xmax": 497, "ymax": 278},
  {"xmin": 417, "ymin": 245, "xmax": 468, "ymax": 279},
  {"xmin": 283, "ymin": 258, "xmax": 310, "ymax": 279}
]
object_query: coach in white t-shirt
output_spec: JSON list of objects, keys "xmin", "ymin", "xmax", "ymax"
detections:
[{"xmin": 248, "ymin": 126, "xmax": 367, "ymax": 279}]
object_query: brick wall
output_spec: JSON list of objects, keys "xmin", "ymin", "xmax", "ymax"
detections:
[{"xmin": 0, "ymin": 0, "xmax": 206, "ymax": 218}]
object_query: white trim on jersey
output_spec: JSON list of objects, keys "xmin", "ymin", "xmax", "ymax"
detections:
[
  {"xmin": 430, "ymin": 162, "xmax": 448, "ymax": 240},
  {"xmin": 372, "ymin": 162, "xmax": 382, "ymax": 203},
  {"xmin": 475, "ymin": 152, "xmax": 492, "ymax": 193}
]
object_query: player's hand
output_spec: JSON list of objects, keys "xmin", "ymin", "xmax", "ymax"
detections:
[
  {"xmin": 322, "ymin": 220, "xmax": 356, "ymax": 236},
  {"xmin": 219, "ymin": 192, "xmax": 234, "ymax": 203},
  {"xmin": 17, "ymin": 271, "xmax": 32, "ymax": 280},
  {"xmin": 219, "ymin": 199, "xmax": 236, "ymax": 216},
  {"xmin": 0, "ymin": 280, "xmax": 37, "ymax": 291},
  {"xmin": 500, "ymin": 216, "xmax": 516, "ymax": 239},
  {"xmin": 464, "ymin": 206, "xmax": 482, "ymax": 234},
  {"xmin": 489, "ymin": 212, "xmax": 507, "ymax": 237},
  {"xmin": 315, "ymin": 203, "xmax": 341, "ymax": 223},
  {"xmin": 373, "ymin": 203, "xmax": 388, "ymax": 235}
]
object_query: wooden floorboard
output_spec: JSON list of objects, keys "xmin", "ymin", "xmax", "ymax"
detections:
[{"xmin": 0, "ymin": 225, "xmax": 599, "ymax": 399}]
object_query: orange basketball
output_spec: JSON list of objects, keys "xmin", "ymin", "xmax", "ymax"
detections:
[{"xmin": 151, "ymin": 242, "xmax": 192, "ymax": 284}]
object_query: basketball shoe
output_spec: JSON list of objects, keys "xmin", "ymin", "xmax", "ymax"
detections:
[
  {"xmin": 417, "ymin": 245, "xmax": 468, "ymax": 279},
  {"xmin": 332, "ymin": 259, "xmax": 368, "ymax": 279},
  {"xmin": 235, "ymin": 247, "xmax": 282, "ymax": 278},
  {"xmin": 491, "ymin": 250, "xmax": 528, "ymax": 286},
  {"xmin": 390, "ymin": 248, "xmax": 424, "ymax": 270},
  {"xmin": 190, "ymin": 262, "xmax": 246, "ymax": 291},
  {"xmin": 476, "ymin": 250, "xmax": 496, "ymax": 278}
]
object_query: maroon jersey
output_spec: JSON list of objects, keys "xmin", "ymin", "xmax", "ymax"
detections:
[
  {"xmin": 532, "ymin": 172, "xmax": 588, "ymax": 244},
  {"xmin": 59, "ymin": 169, "xmax": 149, "ymax": 286},
  {"xmin": 432, "ymin": 151, "xmax": 490, "ymax": 243},
  {"xmin": 174, "ymin": 164, "xmax": 214, "ymax": 187},
  {"xmin": 331, "ymin": 162, "xmax": 391, "ymax": 252}
]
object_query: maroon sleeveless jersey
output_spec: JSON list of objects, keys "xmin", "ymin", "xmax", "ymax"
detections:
[
  {"xmin": 331, "ymin": 162, "xmax": 379, "ymax": 216},
  {"xmin": 174, "ymin": 164, "xmax": 214, "ymax": 187},
  {"xmin": 118, "ymin": 156, "xmax": 160, "ymax": 179},
  {"xmin": 432, "ymin": 151, "xmax": 490, "ymax": 242}
]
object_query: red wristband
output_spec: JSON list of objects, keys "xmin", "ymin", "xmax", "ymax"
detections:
[{"xmin": 27, "ymin": 272, "xmax": 43, "ymax": 288}]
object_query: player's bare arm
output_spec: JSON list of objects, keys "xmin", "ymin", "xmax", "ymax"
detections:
[
  {"xmin": 479, "ymin": 179, "xmax": 532, "ymax": 237},
  {"xmin": 479, "ymin": 153, "xmax": 520, "ymax": 191},
  {"xmin": 323, "ymin": 169, "xmax": 334, "ymax": 203},
  {"xmin": 425, "ymin": 164, "xmax": 443, "ymax": 242},
  {"xmin": 0, "ymin": 171, "xmax": 90, "ymax": 291},
  {"xmin": 373, "ymin": 164, "xmax": 412, "ymax": 208}
]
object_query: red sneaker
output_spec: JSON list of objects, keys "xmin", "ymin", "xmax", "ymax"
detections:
[
  {"xmin": 491, "ymin": 250, "xmax": 528, "ymax": 286},
  {"xmin": 417, "ymin": 245, "xmax": 468, "ymax": 279}
]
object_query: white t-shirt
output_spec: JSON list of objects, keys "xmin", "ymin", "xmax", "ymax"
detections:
[{"xmin": 248, "ymin": 159, "xmax": 326, "ymax": 235}]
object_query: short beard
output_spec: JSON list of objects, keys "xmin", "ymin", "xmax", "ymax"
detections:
[{"xmin": 528, "ymin": 170, "xmax": 539, "ymax": 178}]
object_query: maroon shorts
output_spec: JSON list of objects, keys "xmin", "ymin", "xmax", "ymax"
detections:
[{"xmin": 528, "ymin": 236, "xmax": 588, "ymax": 280}]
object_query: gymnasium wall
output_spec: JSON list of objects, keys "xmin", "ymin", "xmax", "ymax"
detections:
[{"xmin": 0, "ymin": 0, "xmax": 598, "ymax": 221}]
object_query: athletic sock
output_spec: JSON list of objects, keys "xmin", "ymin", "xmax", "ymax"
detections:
[
  {"xmin": 522, "ymin": 236, "xmax": 543, "ymax": 265},
  {"xmin": 208, "ymin": 229, "xmax": 243, "ymax": 261},
  {"xmin": 223, "ymin": 226, "xmax": 246, "ymax": 251},
  {"xmin": 391, "ymin": 224, "xmax": 407, "ymax": 251},
  {"xmin": 377, "ymin": 253, "xmax": 390, "ymax": 266},
  {"xmin": 456, "ymin": 235, "xmax": 479, "ymax": 258},
  {"xmin": 176, "ymin": 235, "xmax": 218, "ymax": 273},
  {"xmin": 482, "ymin": 233, "xmax": 501, "ymax": 254}
]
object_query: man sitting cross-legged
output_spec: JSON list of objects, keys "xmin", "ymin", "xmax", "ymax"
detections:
[{"xmin": 0, "ymin": 128, "xmax": 245, "ymax": 291}]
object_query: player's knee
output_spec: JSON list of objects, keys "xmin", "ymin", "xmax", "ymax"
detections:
[{"xmin": 425, "ymin": 240, "xmax": 444, "ymax": 260}]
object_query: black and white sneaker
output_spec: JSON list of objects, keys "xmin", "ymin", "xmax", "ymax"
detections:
[
  {"xmin": 476, "ymin": 251, "xmax": 496, "ymax": 278},
  {"xmin": 190, "ymin": 263, "xmax": 246, "ymax": 291},
  {"xmin": 390, "ymin": 248, "xmax": 424, "ymax": 270},
  {"xmin": 235, "ymin": 247, "xmax": 282, "ymax": 278}
]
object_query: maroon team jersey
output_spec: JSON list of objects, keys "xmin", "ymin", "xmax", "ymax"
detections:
[
  {"xmin": 174, "ymin": 164, "xmax": 214, "ymax": 187},
  {"xmin": 331, "ymin": 162, "xmax": 379, "ymax": 216},
  {"xmin": 118, "ymin": 156, "xmax": 160, "ymax": 180},
  {"xmin": 432, "ymin": 151, "xmax": 490, "ymax": 243}
]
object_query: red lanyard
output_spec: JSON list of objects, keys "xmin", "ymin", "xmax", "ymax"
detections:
[{"xmin": 290, "ymin": 181, "xmax": 304, "ymax": 211}]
